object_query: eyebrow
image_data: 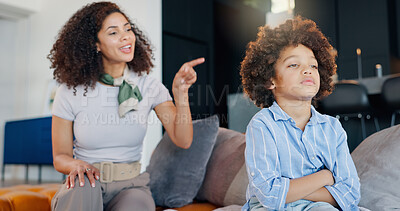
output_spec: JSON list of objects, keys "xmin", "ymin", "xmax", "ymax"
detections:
[
  {"xmin": 282, "ymin": 55, "xmax": 317, "ymax": 63},
  {"xmin": 106, "ymin": 22, "xmax": 130, "ymax": 31}
]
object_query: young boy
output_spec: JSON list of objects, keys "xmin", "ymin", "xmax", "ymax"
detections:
[{"xmin": 240, "ymin": 17, "xmax": 360, "ymax": 211}]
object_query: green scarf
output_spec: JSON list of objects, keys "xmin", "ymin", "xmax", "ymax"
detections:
[{"xmin": 99, "ymin": 67, "xmax": 142, "ymax": 118}]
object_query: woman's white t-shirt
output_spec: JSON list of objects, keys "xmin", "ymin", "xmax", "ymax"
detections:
[{"xmin": 52, "ymin": 71, "xmax": 172, "ymax": 164}]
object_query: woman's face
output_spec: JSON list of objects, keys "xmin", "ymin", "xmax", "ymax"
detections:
[{"xmin": 96, "ymin": 12, "xmax": 136, "ymax": 66}]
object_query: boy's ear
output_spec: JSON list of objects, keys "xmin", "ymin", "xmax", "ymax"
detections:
[{"xmin": 267, "ymin": 80, "xmax": 275, "ymax": 90}]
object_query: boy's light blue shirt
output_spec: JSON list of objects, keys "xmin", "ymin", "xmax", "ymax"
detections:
[{"xmin": 243, "ymin": 102, "xmax": 360, "ymax": 211}]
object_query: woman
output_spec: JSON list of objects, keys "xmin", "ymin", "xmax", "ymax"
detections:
[{"xmin": 49, "ymin": 2, "xmax": 204, "ymax": 210}]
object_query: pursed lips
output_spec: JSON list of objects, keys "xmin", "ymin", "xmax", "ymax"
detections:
[{"xmin": 301, "ymin": 78, "xmax": 315, "ymax": 85}]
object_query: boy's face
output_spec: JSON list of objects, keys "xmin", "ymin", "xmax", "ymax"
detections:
[{"xmin": 269, "ymin": 44, "xmax": 320, "ymax": 104}]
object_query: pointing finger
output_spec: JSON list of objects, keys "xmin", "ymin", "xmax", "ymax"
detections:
[{"xmin": 185, "ymin": 57, "xmax": 205, "ymax": 68}]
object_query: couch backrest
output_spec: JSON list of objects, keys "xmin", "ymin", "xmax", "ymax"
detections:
[{"xmin": 197, "ymin": 127, "xmax": 248, "ymax": 207}]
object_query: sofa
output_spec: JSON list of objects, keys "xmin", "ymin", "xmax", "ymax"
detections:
[
  {"xmin": 0, "ymin": 116, "xmax": 247, "ymax": 211},
  {"xmin": 148, "ymin": 115, "xmax": 247, "ymax": 211},
  {"xmin": 0, "ymin": 183, "xmax": 221, "ymax": 211},
  {"xmin": 1, "ymin": 115, "xmax": 399, "ymax": 211}
]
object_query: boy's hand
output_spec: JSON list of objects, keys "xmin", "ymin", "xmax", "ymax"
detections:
[{"xmin": 320, "ymin": 169, "xmax": 335, "ymax": 186}]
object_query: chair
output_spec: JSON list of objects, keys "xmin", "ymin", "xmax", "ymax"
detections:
[
  {"xmin": 382, "ymin": 76, "xmax": 400, "ymax": 126},
  {"xmin": 2, "ymin": 117, "xmax": 53, "ymax": 183},
  {"xmin": 319, "ymin": 82, "xmax": 379, "ymax": 145}
]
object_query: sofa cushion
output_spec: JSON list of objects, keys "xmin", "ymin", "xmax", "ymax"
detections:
[
  {"xmin": 197, "ymin": 127, "xmax": 248, "ymax": 207},
  {"xmin": 1, "ymin": 190, "xmax": 51, "ymax": 211},
  {"xmin": 0, "ymin": 196, "xmax": 12, "ymax": 211},
  {"xmin": 147, "ymin": 115, "xmax": 219, "ymax": 208},
  {"xmin": 351, "ymin": 125, "xmax": 400, "ymax": 210}
]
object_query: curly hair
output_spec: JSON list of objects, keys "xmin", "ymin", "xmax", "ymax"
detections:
[
  {"xmin": 48, "ymin": 1, "xmax": 153, "ymax": 94},
  {"xmin": 240, "ymin": 16, "xmax": 337, "ymax": 108}
]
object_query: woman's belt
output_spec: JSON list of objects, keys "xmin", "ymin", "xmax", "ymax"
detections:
[{"xmin": 93, "ymin": 161, "xmax": 141, "ymax": 183}]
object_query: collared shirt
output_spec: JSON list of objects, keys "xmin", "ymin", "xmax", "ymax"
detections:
[{"xmin": 243, "ymin": 102, "xmax": 360, "ymax": 211}]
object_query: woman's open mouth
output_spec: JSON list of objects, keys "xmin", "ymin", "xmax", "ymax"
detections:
[{"xmin": 119, "ymin": 44, "xmax": 132, "ymax": 53}]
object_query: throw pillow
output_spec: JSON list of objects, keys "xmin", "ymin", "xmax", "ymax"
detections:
[
  {"xmin": 146, "ymin": 115, "xmax": 219, "ymax": 208},
  {"xmin": 196, "ymin": 127, "xmax": 248, "ymax": 207},
  {"xmin": 351, "ymin": 125, "xmax": 400, "ymax": 210}
]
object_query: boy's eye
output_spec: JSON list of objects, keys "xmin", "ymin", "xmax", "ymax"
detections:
[
  {"xmin": 288, "ymin": 64, "xmax": 298, "ymax": 68},
  {"xmin": 126, "ymin": 28, "xmax": 132, "ymax": 32},
  {"xmin": 109, "ymin": 32, "xmax": 117, "ymax": 35},
  {"xmin": 311, "ymin": 65, "xmax": 318, "ymax": 69}
]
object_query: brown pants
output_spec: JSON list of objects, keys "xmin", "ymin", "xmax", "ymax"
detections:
[{"xmin": 51, "ymin": 172, "xmax": 155, "ymax": 211}]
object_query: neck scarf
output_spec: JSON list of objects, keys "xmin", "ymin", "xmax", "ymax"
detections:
[{"xmin": 99, "ymin": 66, "xmax": 142, "ymax": 118}]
